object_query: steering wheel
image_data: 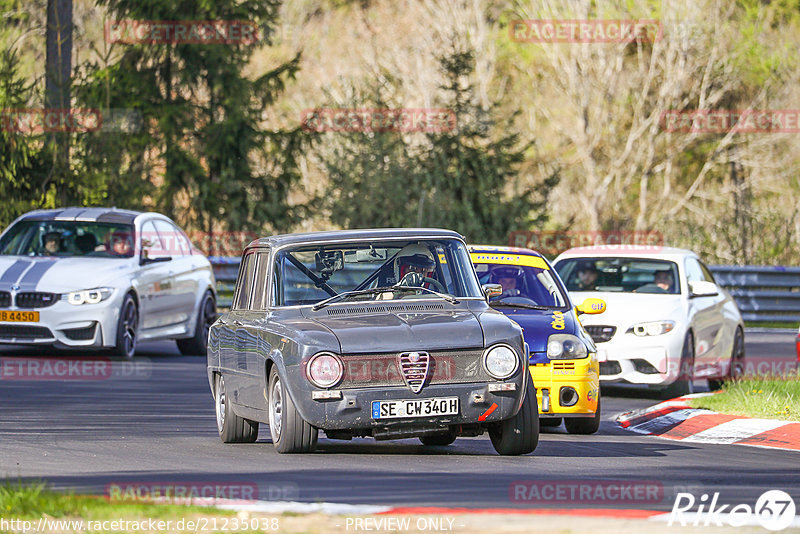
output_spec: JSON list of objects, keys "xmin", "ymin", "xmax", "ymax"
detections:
[{"xmin": 398, "ymin": 272, "xmax": 447, "ymax": 293}]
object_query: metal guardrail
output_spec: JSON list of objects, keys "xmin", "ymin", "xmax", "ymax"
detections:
[
  {"xmin": 210, "ymin": 257, "xmax": 800, "ymax": 324},
  {"xmin": 709, "ymin": 265, "xmax": 800, "ymax": 323}
]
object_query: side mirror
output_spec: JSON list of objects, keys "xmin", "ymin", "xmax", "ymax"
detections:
[
  {"xmin": 576, "ymin": 297, "xmax": 606, "ymax": 315},
  {"xmin": 482, "ymin": 284, "xmax": 502, "ymax": 300},
  {"xmin": 689, "ymin": 280, "xmax": 718, "ymax": 298}
]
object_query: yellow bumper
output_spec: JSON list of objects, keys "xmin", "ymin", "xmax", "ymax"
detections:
[{"xmin": 530, "ymin": 355, "xmax": 599, "ymax": 417}]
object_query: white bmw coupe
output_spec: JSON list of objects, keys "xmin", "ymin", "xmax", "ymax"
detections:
[
  {"xmin": 0, "ymin": 207, "xmax": 217, "ymax": 358},
  {"xmin": 554, "ymin": 246, "xmax": 744, "ymax": 397}
]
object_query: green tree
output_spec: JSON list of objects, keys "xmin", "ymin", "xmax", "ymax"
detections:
[{"xmin": 83, "ymin": 0, "xmax": 308, "ymax": 250}]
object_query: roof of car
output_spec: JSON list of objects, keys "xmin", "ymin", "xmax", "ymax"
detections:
[
  {"xmin": 18, "ymin": 207, "xmax": 142, "ymax": 225},
  {"xmin": 467, "ymin": 244, "xmax": 546, "ymax": 258},
  {"xmin": 558, "ymin": 245, "xmax": 698, "ymax": 259},
  {"xmin": 250, "ymin": 228, "xmax": 465, "ymax": 248}
]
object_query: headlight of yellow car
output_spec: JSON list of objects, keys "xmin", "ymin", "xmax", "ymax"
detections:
[{"xmin": 546, "ymin": 334, "xmax": 588, "ymax": 359}]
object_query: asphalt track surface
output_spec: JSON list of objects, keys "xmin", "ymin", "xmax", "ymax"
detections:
[{"xmin": 0, "ymin": 330, "xmax": 797, "ymax": 513}]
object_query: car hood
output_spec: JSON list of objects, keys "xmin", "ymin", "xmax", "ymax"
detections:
[
  {"xmin": 569, "ymin": 291, "xmax": 685, "ymax": 330},
  {"xmin": 493, "ymin": 307, "xmax": 580, "ymax": 363},
  {"xmin": 0, "ymin": 256, "xmax": 133, "ymax": 293},
  {"xmin": 301, "ymin": 306, "xmax": 484, "ymax": 353}
]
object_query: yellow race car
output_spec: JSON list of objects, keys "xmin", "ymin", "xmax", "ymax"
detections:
[{"xmin": 469, "ymin": 245, "xmax": 606, "ymax": 434}]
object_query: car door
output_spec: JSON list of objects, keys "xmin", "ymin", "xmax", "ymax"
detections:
[
  {"xmin": 136, "ymin": 220, "xmax": 177, "ymax": 334},
  {"xmin": 237, "ymin": 249, "xmax": 272, "ymax": 410},
  {"xmin": 153, "ymin": 219, "xmax": 196, "ymax": 331},
  {"xmin": 685, "ymin": 257, "xmax": 726, "ymax": 375},
  {"xmin": 222, "ymin": 250, "xmax": 256, "ymax": 405}
]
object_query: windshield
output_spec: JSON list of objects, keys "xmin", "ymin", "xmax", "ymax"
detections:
[
  {"xmin": 556, "ymin": 257, "xmax": 680, "ymax": 294},
  {"xmin": 472, "ymin": 255, "xmax": 568, "ymax": 309},
  {"xmin": 0, "ymin": 220, "xmax": 136, "ymax": 258},
  {"xmin": 274, "ymin": 239, "xmax": 482, "ymax": 307}
]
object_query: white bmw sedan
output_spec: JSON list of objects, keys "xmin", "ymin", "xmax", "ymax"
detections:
[
  {"xmin": 554, "ymin": 246, "xmax": 744, "ymax": 397},
  {"xmin": 0, "ymin": 207, "xmax": 217, "ymax": 358}
]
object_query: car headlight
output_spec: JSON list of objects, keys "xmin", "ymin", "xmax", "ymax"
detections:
[
  {"xmin": 546, "ymin": 334, "xmax": 589, "ymax": 359},
  {"xmin": 483, "ymin": 344, "xmax": 519, "ymax": 379},
  {"xmin": 629, "ymin": 321, "xmax": 675, "ymax": 337},
  {"xmin": 65, "ymin": 287, "xmax": 114, "ymax": 305},
  {"xmin": 306, "ymin": 352, "xmax": 344, "ymax": 388}
]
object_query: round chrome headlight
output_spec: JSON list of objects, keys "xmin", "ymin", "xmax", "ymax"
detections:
[
  {"xmin": 483, "ymin": 344, "xmax": 519, "ymax": 379},
  {"xmin": 306, "ymin": 352, "xmax": 343, "ymax": 388}
]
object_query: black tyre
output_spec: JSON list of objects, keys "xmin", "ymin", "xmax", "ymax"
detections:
[
  {"xmin": 177, "ymin": 291, "xmax": 216, "ymax": 356},
  {"xmin": 268, "ymin": 367, "xmax": 318, "ymax": 453},
  {"xmin": 540, "ymin": 417, "xmax": 563, "ymax": 428},
  {"xmin": 489, "ymin": 377, "xmax": 539, "ymax": 455},
  {"xmin": 565, "ymin": 397, "xmax": 601, "ymax": 435},
  {"xmin": 708, "ymin": 327, "xmax": 745, "ymax": 391},
  {"xmin": 419, "ymin": 431, "xmax": 457, "ymax": 446},
  {"xmin": 111, "ymin": 293, "xmax": 138, "ymax": 360},
  {"xmin": 661, "ymin": 332, "xmax": 695, "ymax": 399},
  {"xmin": 215, "ymin": 374, "xmax": 258, "ymax": 443}
]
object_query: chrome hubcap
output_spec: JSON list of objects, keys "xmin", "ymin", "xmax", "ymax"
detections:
[
  {"xmin": 216, "ymin": 376, "xmax": 226, "ymax": 432},
  {"xmin": 269, "ymin": 378, "xmax": 283, "ymax": 441}
]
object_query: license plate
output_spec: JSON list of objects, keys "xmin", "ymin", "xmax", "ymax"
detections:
[
  {"xmin": 0, "ymin": 310, "xmax": 39, "ymax": 322},
  {"xmin": 371, "ymin": 397, "xmax": 459, "ymax": 419}
]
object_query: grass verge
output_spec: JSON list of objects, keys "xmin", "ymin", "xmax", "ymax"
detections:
[
  {"xmin": 689, "ymin": 373, "xmax": 800, "ymax": 421},
  {"xmin": 0, "ymin": 479, "xmax": 231, "ymax": 520}
]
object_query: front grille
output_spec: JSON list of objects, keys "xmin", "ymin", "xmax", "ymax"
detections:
[
  {"xmin": 599, "ymin": 361, "xmax": 622, "ymax": 375},
  {"xmin": 552, "ymin": 362, "xmax": 575, "ymax": 371},
  {"xmin": 0, "ymin": 291, "xmax": 10, "ymax": 307},
  {"xmin": 63, "ymin": 324, "xmax": 96, "ymax": 341},
  {"xmin": 15, "ymin": 292, "xmax": 59, "ymax": 309},
  {"xmin": 339, "ymin": 349, "xmax": 488, "ymax": 388},
  {"xmin": 398, "ymin": 352, "xmax": 430, "ymax": 393},
  {"xmin": 584, "ymin": 325, "xmax": 616, "ymax": 343},
  {"xmin": 0, "ymin": 325, "xmax": 54, "ymax": 340}
]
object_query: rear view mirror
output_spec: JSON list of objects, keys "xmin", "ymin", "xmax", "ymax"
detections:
[
  {"xmin": 576, "ymin": 298, "xmax": 606, "ymax": 315},
  {"xmin": 482, "ymin": 284, "xmax": 502, "ymax": 300},
  {"xmin": 315, "ymin": 250, "xmax": 344, "ymax": 274},
  {"xmin": 689, "ymin": 280, "xmax": 719, "ymax": 298}
]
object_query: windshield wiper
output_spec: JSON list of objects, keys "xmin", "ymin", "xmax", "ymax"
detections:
[
  {"xmin": 312, "ymin": 285, "xmax": 458, "ymax": 311},
  {"xmin": 490, "ymin": 301, "xmax": 552, "ymax": 310}
]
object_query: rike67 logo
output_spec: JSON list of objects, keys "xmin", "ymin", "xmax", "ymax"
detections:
[{"xmin": 669, "ymin": 490, "xmax": 797, "ymax": 531}]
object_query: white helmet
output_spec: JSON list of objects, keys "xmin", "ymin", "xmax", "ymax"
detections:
[{"xmin": 393, "ymin": 244, "xmax": 436, "ymax": 283}]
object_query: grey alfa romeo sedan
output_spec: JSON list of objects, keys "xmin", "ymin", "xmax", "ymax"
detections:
[{"xmin": 207, "ymin": 229, "xmax": 538, "ymax": 454}]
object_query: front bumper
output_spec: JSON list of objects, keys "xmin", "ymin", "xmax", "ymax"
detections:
[
  {"xmin": 593, "ymin": 328, "xmax": 684, "ymax": 386},
  {"xmin": 295, "ymin": 381, "xmax": 524, "ymax": 432},
  {"xmin": 530, "ymin": 357, "xmax": 599, "ymax": 418},
  {"xmin": 0, "ymin": 296, "xmax": 120, "ymax": 349}
]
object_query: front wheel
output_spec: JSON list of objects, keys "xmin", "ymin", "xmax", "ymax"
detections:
[
  {"xmin": 565, "ymin": 397, "xmax": 601, "ymax": 435},
  {"xmin": 215, "ymin": 374, "xmax": 258, "ymax": 443},
  {"xmin": 111, "ymin": 293, "xmax": 137, "ymax": 360},
  {"xmin": 268, "ymin": 367, "xmax": 318, "ymax": 453},
  {"xmin": 661, "ymin": 332, "xmax": 695, "ymax": 399},
  {"xmin": 177, "ymin": 291, "xmax": 216, "ymax": 356},
  {"xmin": 708, "ymin": 327, "xmax": 745, "ymax": 391},
  {"xmin": 489, "ymin": 377, "xmax": 539, "ymax": 455}
]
